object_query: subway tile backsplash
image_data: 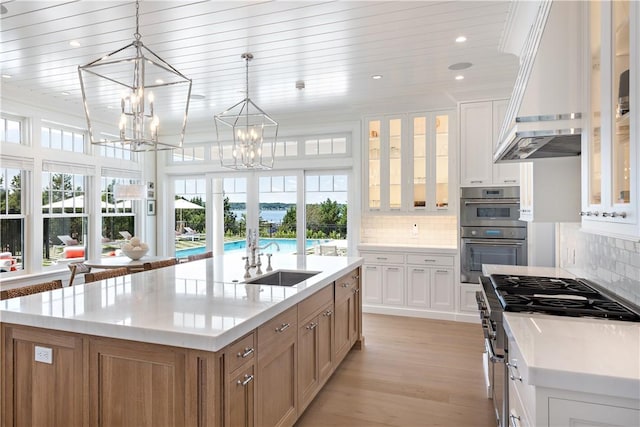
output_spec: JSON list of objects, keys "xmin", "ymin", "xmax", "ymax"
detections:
[
  {"xmin": 360, "ymin": 215, "xmax": 457, "ymax": 247},
  {"xmin": 558, "ymin": 223, "xmax": 640, "ymax": 306}
]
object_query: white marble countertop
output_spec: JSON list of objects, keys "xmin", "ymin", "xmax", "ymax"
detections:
[
  {"xmin": 503, "ymin": 312, "xmax": 640, "ymax": 400},
  {"xmin": 358, "ymin": 243, "xmax": 457, "ymax": 253},
  {"xmin": 0, "ymin": 254, "xmax": 363, "ymax": 352},
  {"xmin": 483, "ymin": 263, "xmax": 640, "ymax": 401}
]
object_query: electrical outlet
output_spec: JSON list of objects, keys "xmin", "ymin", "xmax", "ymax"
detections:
[{"xmin": 35, "ymin": 346, "xmax": 53, "ymax": 364}]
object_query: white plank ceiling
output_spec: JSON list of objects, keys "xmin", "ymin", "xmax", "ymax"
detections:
[{"xmin": 1, "ymin": 0, "xmax": 520, "ymax": 128}]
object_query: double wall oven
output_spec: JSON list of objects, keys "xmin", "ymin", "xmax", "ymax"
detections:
[
  {"xmin": 477, "ymin": 273, "xmax": 640, "ymax": 427},
  {"xmin": 460, "ymin": 187, "xmax": 527, "ymax": 284}
]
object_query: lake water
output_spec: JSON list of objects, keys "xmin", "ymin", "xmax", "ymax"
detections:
[{"xmin": 231, "ymin": 210, "xmax": 287, "ymax": 224}]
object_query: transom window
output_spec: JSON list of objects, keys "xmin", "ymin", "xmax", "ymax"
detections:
[
  {"xmin": 41, "ymin": 122, "xmax": 85, "ymax": 153},
  {"xmin": 1, "ymin": 115, "xmax": 22, "ymax": 144}
]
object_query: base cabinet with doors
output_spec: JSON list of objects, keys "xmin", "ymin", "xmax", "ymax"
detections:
[
  {"xmin": 360, "ymin": 246, "xmax": 470, "ymax": 321},
  {"xmin": 459, "ymin": 99, "xmax": 519, "ymax": 187},
  {"xmin": 0, "ymin": 267, "xmax": 363, "ymax": 427}
]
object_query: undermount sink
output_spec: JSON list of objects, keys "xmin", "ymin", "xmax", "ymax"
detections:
[{"xmin": 245, "ymin": 270, "xmax": 320, "ymax": 287}]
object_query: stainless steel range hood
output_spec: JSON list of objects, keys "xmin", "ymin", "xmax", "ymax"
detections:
[{"xmin": 494, "ymin": 0, "xmax": 584, "ymax": 163}]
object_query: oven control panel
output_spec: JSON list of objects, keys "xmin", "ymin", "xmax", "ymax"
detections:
[{"xmin": 461, "ymin": 227, "xmax": 527, "ymax": 240}]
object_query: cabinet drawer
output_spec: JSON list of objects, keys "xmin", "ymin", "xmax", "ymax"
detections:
[
  {"xmin": 509, "ymin": 379, "xmax": 532, "ymax": 427},
  {"xmin": 225, "ymin": 331, "xmax": 256, "ymax": 373},
  {"xmin": 406, "ymin": 254, "xmax": 453, "ymax": 267},
  {"xmin": 298, "ymin": 285, "xmax": 333, "ymax": 322},
  {"xmin": 258, "ymin": 306, "xmax": 297, "ymax": 350},
  {"xmin": 361, "ymin": 252, "xmax": 405, "ymax": 265},
  {"xmin": 335, "ymin": 269, "xmax": 359, "ymax": 302}
]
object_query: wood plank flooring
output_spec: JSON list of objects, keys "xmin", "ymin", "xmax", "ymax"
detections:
[{"xmin": 295, "ymin": 314, "xmax": 497, "ymax": 427}]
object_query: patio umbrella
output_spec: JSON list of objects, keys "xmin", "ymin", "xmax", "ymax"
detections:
[
  {"xmin": 47, "ymin": 194, "xmax": 115, "ymax": 210},
  {"xmin": 175, "ymin": 198, "xmax": 205, "ymax": 229}
]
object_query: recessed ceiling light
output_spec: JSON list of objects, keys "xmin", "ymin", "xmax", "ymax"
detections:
[
  {"xmin": 61, "ymin": 91, "xmax": 71, "ymax": 95},
  {"xmin": 455, "ymin": 36, "xmax": 467, "ymax": 43},
  {"xmin": 1, "ymin": 74, "xmax": 11, "ymax": 79},
  {"xmin": 155, "ymin": 79, "xmax": 164, "ymax": 84},
  {"xmin": 448, "ymin": 62, "xmax": 473, "ymax": 70},
  {"xmin": 455, "ymin": 75, "xmax": 465, "ymax": 81},
  {"xmin": 190, "ymin": 94, "xmax": 206, "ymax": 100},
  {"xmin": 372, "ymin": 75, "xmax": 383, "ymax": 80},
  {"xmin": 69, "ymin": 40, "xmax": 81, "ymax": 48}
]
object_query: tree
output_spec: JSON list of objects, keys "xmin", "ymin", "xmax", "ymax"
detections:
[
  {"xmin": 279, "ymin": 206, "xmax": 297, "ymax": 234},
  {"xmin": 223, "ymin": 196, "xmax": 239, "ymax": 235}
]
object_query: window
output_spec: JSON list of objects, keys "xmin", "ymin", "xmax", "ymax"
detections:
[
  {"xmin": 305, "ymin": 173, "xmax": 348, "ymax": 255},
  {"xmin": 174, "ymin": 178, "xmax": 206, "ymax": 256},
  {"xmin": 101, "ymin": 176, "xmax": 137, "ymax": 257},
  {"xmin": 0, "ymin": 167, "xmax": 25, "ymax": 272},
  {"xmin": 172, "ymin": 146, "xmax": 206, "ymax": 162},
  {"xmin": 42, "ymin": 171, "xmax": 88, "ymax": 266},
  {"xmin": 304, "ymin": 136, "xmax": 347, "ymax": 155},
  {"xmin": 98, "ymin": 143, "xmax": 134, "ymax": 161},
  {"xmin": 274, "ymin": 140, "xmax": 299, "ymax": 157},
  {"xmin": 41, "ymin": 123, "xmax": 85, "ymax": 153},
  {"xmin": 1, "ymin": 116, "xmax": 22, "ymax": 144},
  {"xmin": 259, "ymin": 175, "xmax": 297, "ymax": 247},
  {"xmin": 223, "ymin": 177, "xmax": 247, "ymax": 247}
]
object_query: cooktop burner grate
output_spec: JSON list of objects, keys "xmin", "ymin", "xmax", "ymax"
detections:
[{"xmin": 489, "ymin": 274, "xmax": 640, "ymax": 322}]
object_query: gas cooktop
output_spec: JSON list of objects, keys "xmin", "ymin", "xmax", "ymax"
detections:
[{"xmin": 489, "ymin": 274, "xmax": 640, "ymax": 322}]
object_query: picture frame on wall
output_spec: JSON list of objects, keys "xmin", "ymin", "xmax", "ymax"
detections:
[
  {"xmin": 147, "ymin": 182, "xmax": 155, "ymax": 199},
  {"xmin": 147, "ymin": 199, "xmax": 156, "ymax": 216}
]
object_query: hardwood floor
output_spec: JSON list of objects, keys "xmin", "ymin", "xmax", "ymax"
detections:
[{"xmin": 295, "ymin": 314, "xmax": 497, "ymax": 427}]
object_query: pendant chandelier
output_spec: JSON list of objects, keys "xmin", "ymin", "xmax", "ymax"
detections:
[
  {"xmin": 78, "ymin": 0, "xmax": 192, "ymax": 152},
  {"xmin": 214, "ymin": 53, "xmax": 278, "ymax": 170}
]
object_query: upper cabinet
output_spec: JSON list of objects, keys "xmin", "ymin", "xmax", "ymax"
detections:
[
  {"xmin": 364, "ymin": 111, "xmax": 456, "ymax": 213},
  {"xmin": 459, "ymin": 99, "xmax": 520, "ymax": 187},
  {"xmin": 582, "ymin": 0, "xmax": 639, "ymax": 239}
]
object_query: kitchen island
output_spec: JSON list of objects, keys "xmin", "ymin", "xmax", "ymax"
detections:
[{"xmin": 1, "ymin": 254, "xmax": 363, "ymax": 427}]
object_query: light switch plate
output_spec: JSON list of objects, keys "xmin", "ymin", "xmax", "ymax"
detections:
[{"xmin": 35, "ymin": 346, "xmax": 53, "ymax": 364}]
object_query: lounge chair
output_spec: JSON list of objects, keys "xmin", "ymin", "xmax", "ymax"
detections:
[{"xmin": 119, "ymin": 231, "xmax": 132, "ymax": 240}]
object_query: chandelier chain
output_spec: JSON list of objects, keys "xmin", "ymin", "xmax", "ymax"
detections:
[{"xmin": 134, "ymin": 0, "xmax": 141, "ymax": 41}]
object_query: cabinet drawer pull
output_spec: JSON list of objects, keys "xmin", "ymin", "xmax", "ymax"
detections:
[
  {"xmin": 237, "ymin": 374, "xmax": 254, "ymax": 386},
  {"xmin": 237, "ymin": 347, "xmax": 255, "ymax": 359},
  {"xmin": 470, "ymin": 180, "xmax": 483, "ymax": 184},
  {"xmin": 323, "ymin": 310, "xmax": 333, "ymax": 317},
  {"xmin": 387, "ymin": 267, "xmax": 399, "ymax": 271},
  {"xmin": 506, "ymin": 361, "xmax": 522, "ymax": 382},
  {"xmin": 275, "ymin": 323, "xmax": 290, "ymax": 333},
  {"xmin": 366, "ymin": 266, "xmax": 377, "ymax": 270},
  {"xmin": 413, "ymin": 268, "xmax": 425, "ymax": 272},
  {"xmin": 504, "ymin": 180, "xmax": 517, "ymax": 184},
  {"xmin": 352, "ymin": 274, "xmax": 360, "ymax": 279},
  {"xmin": 435, "ymin": 270, "xmax": 449, "ymax": 273},
  {"xmin": 375, "ymin": 257, "xmax": 388, "ymax": 260},
  {"xmin": 424, "ymin": 259, "xmax": 436, "ymax": 263},
  {"xmin": 306, "ymin": 322, "xmax": 318, "ymax": 330},
  {"xmin": 353, "ymin": 288, "xmax": 360, "ymax": 294}
]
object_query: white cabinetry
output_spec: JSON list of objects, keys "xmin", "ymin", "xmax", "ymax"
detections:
[
  {"xmin": 460, "ymin": 100, "xmax": 519, "ymax": 187},
  {"xmin": 582, "ymin": 0, "xmax": 639, "ymax": 239},
  {"xmin": 364, "ymin": 111, "xmax": 455, "ymax": 213},
  {"xmin": 519, "ymin": 157, "xmax": 581, "ymax": 222},
  {"xmin": 360, "ymin": 247, "xmax": 466, "ymax": 320}
]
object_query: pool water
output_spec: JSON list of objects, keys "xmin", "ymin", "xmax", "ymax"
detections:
[{"xmin": 176, "ymin": 238, "xmax": 330, "ymax": 258}]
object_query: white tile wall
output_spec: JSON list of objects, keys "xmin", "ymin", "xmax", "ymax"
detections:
[
  {"xmin": 360, "ymin": 215, "xmax": 457, "ymax": 247},
  {"xmin": 558, "ymin": 223, "xmax": 640, "ymax": 306}
]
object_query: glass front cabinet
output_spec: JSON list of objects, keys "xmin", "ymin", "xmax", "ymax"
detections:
[
  {"xmin": 365, "ymin": 111, "xmax": 455, "ymax": 213},
  {"xmin": 582, "ymin": 0, "xmax": 639, "ymax": 238}
]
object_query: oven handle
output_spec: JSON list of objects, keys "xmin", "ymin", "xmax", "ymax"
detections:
[
  {"xmin": 485, "ymin": 338, "xmax": 504, "ymax": 364},
  {"xmin": 464, "ymin": 239, "xmax": 525, "ymax": 246},
  {"xmin": 463, "ymin": 200, "xmax": 519, "ymax": 205}
]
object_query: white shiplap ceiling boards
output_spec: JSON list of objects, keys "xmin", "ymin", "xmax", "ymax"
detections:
[{"xmin": 0, "ymin": 0, "xmax": 520, "ymax": 129}]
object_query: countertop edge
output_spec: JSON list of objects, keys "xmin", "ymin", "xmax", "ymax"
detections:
[{"xmin": 357, "ymin": 244, "xmax": 457, "ymax": 254}]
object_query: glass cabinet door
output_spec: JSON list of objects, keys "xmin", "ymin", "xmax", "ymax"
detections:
[
  {"xmin": 435, "ymin": 114, "xmax": 449, "ymax": 209},
  {"xmin": 589, "ymin": 0, "xmax": 602, "ymax": 206},
  {"xmin": 389, "ymin": 118, "xmax": 402, "ymax": 209},
  {"xmin": 368, "ymin": 120, "xmax": 381, "ymax": 209},
  {"xmin": 412, "ymin": 116, "xmax": 427, "ymax": 208},
  {"xmin": 611, "ymin": 0, "xmax": 630, "ymax": 206}
]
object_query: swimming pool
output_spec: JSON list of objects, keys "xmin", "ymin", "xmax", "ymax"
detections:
[{"xmin": 176, "ymin": 238, "xmax": 330, "ymax": 258}]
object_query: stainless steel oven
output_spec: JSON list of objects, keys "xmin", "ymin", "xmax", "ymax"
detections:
[{"xmin": 460, "ymin": 187, "xmax": 527, "ymax": 284}]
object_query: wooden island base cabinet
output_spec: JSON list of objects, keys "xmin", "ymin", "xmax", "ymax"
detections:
[{"xmin": 0, "ymin": 267, "xmax": 362, "ymax": 427}]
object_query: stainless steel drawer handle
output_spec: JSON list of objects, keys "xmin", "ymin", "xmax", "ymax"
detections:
[
  {"xmin": 509, "ymin": 413, "xmax": 521, "ymax": 427},
  {"xmin": 237, "ymin": 347, "xmax": 255, "ymax": 358},
  {"xmin": 435, "ymin": 270, "xmax": 449, "ymax": 273},
  {"xmin": 341, "ymin": 283, "xmax": 350, "ymax": 288},
  {"xmin": 275, "ymin": 323, "xmax": 290, "ymax": 333},
  {"xmin": 306, "ymin": 322, "xmax": 318, "ymax": 330},
  {"xmin": 323, "ymin": 310, "xmax": 333, "ymax": 317},
  {"xmin": 506, "ymin": 362, "xmax": 522, "ymax": 382},
  {"xmin": 424, "ymin": 259, "xmax": 436, "ymax": 262},
  {"xmin": 237, "ymin": 374, "xmax": 254, "ymax": 386},
  {"xmin": 353, "ymin": 288, "xmax": 360, "ymax": 294},
  {"xmin": 413, "ymin": 268, "xmax": 425, "ymax": 272},
  {"xmin": 387, "ymin": 267, "xmax": 399, "ymax": 271},
  {"xmin": 376, "ymin": 257, "xmax": 388, "ymax": 260},
  {"xmin": 352, "ymin": 274, "xmax": 360, "ymax": 279}
]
